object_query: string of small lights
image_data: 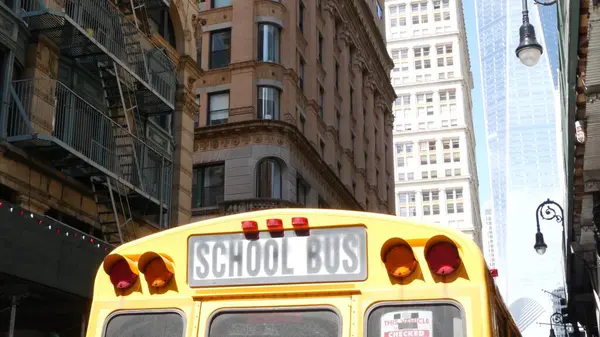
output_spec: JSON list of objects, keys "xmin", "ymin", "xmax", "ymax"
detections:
[{"xmin": 0, "ymin": 200, "xmax": 114, "ymax": 253}]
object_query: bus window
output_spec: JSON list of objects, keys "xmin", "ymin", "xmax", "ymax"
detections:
[
  {"xmin": 366, "ymin": 302, "xmax": 464, "ymax": 337},
  {"xmin": 104, "ymin": 312, "xmax": 184, "ymax": 337},
  {"xmin": 208, "ymin": 309, "xmax": 340, "ymax": 337}
]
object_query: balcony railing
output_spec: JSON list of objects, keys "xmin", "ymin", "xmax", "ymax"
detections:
[
  {"xmin": 19, "ymin": 0, "xmax": 176, "ymax": 108},
  {"xmin": 219, "ymin": 198, "xmax": 302, "ymax": 215},
  {"xmin": 6, "ymin": 78, "xmax": 172, "ymax": 205}
]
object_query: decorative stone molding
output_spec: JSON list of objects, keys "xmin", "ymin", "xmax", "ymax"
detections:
[
  {"xmin": 194, "ymin": 120, "xmax": 363, "ymax": 210},
  {"xmin": 197, "ymin": 67, "xmax": 232, "ymax": 88},
  {"xmin": 197, "ymin": 5, "xmax": 233, "ymax": 27},
  {"xmin": 220, "ymin": 198, "xmax": 301, "ymax": 215},
  {"xmin": 254, "ymin": 0, "xmax": 287, "ymax": 23}
]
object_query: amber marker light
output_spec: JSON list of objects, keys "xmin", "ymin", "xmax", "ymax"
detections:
[
  {"xmin": 383, "ymin": 244, "xmax": 418, "ymax": 278},
  {"xmin": 138, "ymin": 252, "xmax": 175, "ymax": 288}
]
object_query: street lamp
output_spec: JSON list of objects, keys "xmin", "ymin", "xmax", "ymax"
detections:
[
  {"xmin": 549, "ymin": 312, "xmax": 566, "ymax": 337},
  {"xmin": 516, "ymin": 0, "xmax": 544, "ymax": 66},
  {"xmin": 534, "ymin": 199, "xmax": 564, "ymax": 255},
  {"xmin": 516, "ymin": 0, "xmax": 558, "ymax": 66}
]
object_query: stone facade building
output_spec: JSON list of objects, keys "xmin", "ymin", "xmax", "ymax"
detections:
[
  {"xmin": 192, "ymin": 0, "xmax": 396, "ymax": 220},
  {"xmin": 0, "ymin": 0, "xmax": 393, "ymax": 333}
]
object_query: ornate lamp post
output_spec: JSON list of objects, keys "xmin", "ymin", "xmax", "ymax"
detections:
[
  {"xmin": 516, "ymin": 0, "xmax": 557, "ymax": 66},
  {"xmin": 549, "ymin": 312, "xmax": 566, "ymax": 337},
  {"xmin": 534, "ymin": 199, "xmax": 564, "ymax": 255}
]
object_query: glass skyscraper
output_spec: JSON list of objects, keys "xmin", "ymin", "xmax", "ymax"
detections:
[{"xmin": 474, "ymin": 1, "xmax": 564, "ymax": 337}]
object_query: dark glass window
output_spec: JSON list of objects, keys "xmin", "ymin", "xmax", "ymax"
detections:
[
  {"xmin": 105, "ymin": 312, "xmax": 184, "ymax": 337},
  {"xmin": 192, "ymin": 164, "xmax": 225, "ymax": 208},
  {"xmin": 210, "ymin": 29, "xmax": 231, "ymax": 69},
  {"xmin": 258, "ymin": 23, "xmax": 281, "ymax": 63},
  {"xmin": 209, "ymin": 310, "xmax": 339, "ymax": 337},
  {"xmin": 257, "ymin": 86, "xmax": 280, "ymax": 120},
  {"xmin": 256, "ymin": 158, "xmax": 282, "ymax": 199}
]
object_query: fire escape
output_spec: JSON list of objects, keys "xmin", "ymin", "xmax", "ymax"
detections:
[{"xmin": 6, "ymin": 0, "xmax": 175, "ymax": 245}]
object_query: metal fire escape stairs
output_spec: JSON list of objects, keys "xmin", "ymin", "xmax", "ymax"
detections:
[{"xmin": 91, "ymin": 3, "xmax": 156, "ymax": 245}]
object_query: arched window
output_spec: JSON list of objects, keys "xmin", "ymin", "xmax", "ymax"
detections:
[{"xmin": 256, "ymin": 158, "xmax": 282, "ymax": 199}]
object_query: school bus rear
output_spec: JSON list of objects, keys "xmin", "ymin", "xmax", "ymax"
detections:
[{"xmin": 86, "ymin": 209, "xmax": 495, "ymax": 337}]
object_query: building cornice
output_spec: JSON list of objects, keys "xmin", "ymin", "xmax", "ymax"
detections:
[{"xmin": 194, "ymin": 120, "xmax": 363, "ymax": 211}]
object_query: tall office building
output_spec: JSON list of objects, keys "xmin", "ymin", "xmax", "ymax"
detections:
[
  {"xmin": 481, "ymin": 201, "xmax": 496, "ymax": 269},
  {"xmin": 384, "ymin": 0, "xmax": 482, "ymax": 248},
  {"xmin": 474, "ymin": 1, "xmax": 564, "ymax": 336}
]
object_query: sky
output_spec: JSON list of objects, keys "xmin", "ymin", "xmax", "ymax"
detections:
[{"xmin": 462, "ymin": 0, "xmax": 491, "ymax": 205}]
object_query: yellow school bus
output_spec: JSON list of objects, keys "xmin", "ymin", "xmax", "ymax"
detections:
[{"xmin": 86, "ymin": 209, "xmax": 520, "ymax": 337}]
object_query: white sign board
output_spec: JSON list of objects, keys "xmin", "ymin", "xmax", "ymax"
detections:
[
  {"xmin": 381, "ymin": 311, "xmax": 433, "ymax": 337},
  {"xmin": 187, "ymin": 227, "xmax": 367, "ymax": 287}
]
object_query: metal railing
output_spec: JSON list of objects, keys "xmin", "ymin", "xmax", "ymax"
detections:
[
  {"xmin": 19, "ymin": 0, "xmax": 176, "ymax": 105},
  {"xmin": 6, "ymin": 78, "xmax": 172, "ymax": 204}
]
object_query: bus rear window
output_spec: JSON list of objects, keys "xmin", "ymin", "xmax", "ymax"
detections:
[
  {"xmin": 104, "ymin": 312, "xmax": 184, "ymax": 337},
  {"xmin": 209, "ymin": 309, "xmax": 340, "ymax": 337},
  {"xmin": 367, "ymin": 303, "xmax": 464, "ymax": 337}
]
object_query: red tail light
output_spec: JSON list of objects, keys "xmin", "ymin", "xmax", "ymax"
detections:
[
  {"xmin": 103, "ymin": 255, "xmax": 139, "ymax": 290},
  {"xmin": 108, "ymin": 259, "xmax": 138, "ymax": 289},
  {"xmin": 242, "ymin": 220, "xmax": 258, "ymax": 232},
  {"xmin": 425, "ymin": 241, "xmax": 461, "ymax": 276},
  {"xmin": 292, "ymin": 217, "xmax": 309, "ymax": 228},
  {"xmin": 266, "ymin": 218, "xmax": 283, "ymax": 230}
]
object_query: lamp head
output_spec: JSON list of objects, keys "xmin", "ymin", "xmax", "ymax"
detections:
[
  {"xmin": 516, "ymin": 22, "xmax": 543, "ymax": 66},
  {"xmin": 534, "ymin": 232, "xmax": 548, "ymax": 255}
]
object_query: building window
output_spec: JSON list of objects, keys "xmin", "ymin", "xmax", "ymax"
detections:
[
  {"xmin": 299, "ymin": 57, "xmax": 305, "ymax": 89},
  {"xmin": 256, "ymin": 158, "xmax": 282, "ymax": 199},
  {"xmin": 351, "ymin": 129, "xmax": 356, "ymax": 153},
  {"xmin": 433, "ymin": 0, "xmax": 451, "ymax": 21},
  {"xmin": 376, "ymin": 1, "xmax": 383, "ymax": 20},
  {"xmin": 446, "ymin": 188, "xmax": 464, "ymax": 214},
  {"xmin": 336, "ymin": 110, "xmax": 341, "ymax": 141},
  {"xmin": 422, "ymin": 190, "xmax": 440, "ymax": 216},
  {"xmin": 258, "ymin": 23, "xmax": 281, "ymax": 63},
  {"xmin": 319, "ymin": 85, "xmax": 325, "ymax": 119},
  {"xmin": 318, "ymin": 196, "xmax": 330, "ymax": 208},
  {"xmin": 257, "ymin": 86, "xmax": 280, "ymax": 120},
  {"xmin": 210, "ymin": 29, "xmax": 231, "ymax": 69},
  {"xmin": 414, "ymin": 46, "xmax": 431, "ymax": 69},
  {"xmin": 437, "ymin": 43, "xmax": 454, "ymax": 67},
  {"xmin": 297, "ymin": 175, "xmax": 309, "ymax": 205},
  {"xmin": 395, "ymin": 142, "xmax": 413, "ymax": 176},
  {"xmin": 320, "ymin": 139, "xmax": 326, "ymax": 157},
  {"xmin": 411, "ymin": 2, "xmax": 428, "ymax": 24},
  {"xmin": 299, "ymin": 1, "xmax": 305, "ymax": 33},
  {"xmin": 192, "ymin": 163, "xmax": 225, "ymax": 208},
  {"xmin": 352, "ymin": 180, "xmax": 356, "ymax": 194},
  {"xmin": 207, "ymin": 91, "xmax": 229, "ymax": 125},
  {"xmin": 299, "ymin": 110, "xmax": 306, "ymax": 133},
  {"xmin": 337, "ymin": 161, "xmax": 342, "ymax": 176},
  {"xmin": 318, "ymin": 32, "xmax": 324, "ymax": 64},
  {"xmin": 398, "ymin": 192, "xmax": 416, "ymax": 217},
  {"xmin": 335, "ymin": 62, "xmax": 340, "ymax": 89},
  {"xmin": 212, "ymin": 0, "xmax": 232, "ymax": 8},
  {"xmin": 419, "ymin": 140, "xmax": 437, "ymax": 165},
  {"xmin": 196, "ymin": 38, "xmax": 202, "ymax": 69},
  {"xmin": 440, "ymin": 88, "xmax": 457, "ymax": 119},
  {"xmin": 443, "ymin": 138, "xmax": 461, "ymax": 163},
  {"xmin": 389, "ymin": 4, "xmax": 407, "ymax": 27},
  {"xmin": 350, "ymin": 87, "xmax": 354, "ymax": 114},
  {"xmin": 416, "ymin": 92, "xmax": 434, "ymax": 119}
]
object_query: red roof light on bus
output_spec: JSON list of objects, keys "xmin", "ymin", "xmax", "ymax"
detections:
[
  {"xmin": 109, "ymin": 259, "xmax": 138, "ymax": 289},
  {"xmin": 291, "ymin": 217, "xmax": 309, "ymax": 228},
  {"xmin": 383, "ymin": 244, "xmax": 418, "ymax": 278},
  {"xmin": 242, "ymin": 220, "xmax": 259, "ymax": 232},
  {"xmin": 425, "ymin": 241, "xmax": 462, "ymax": 276},
  {"xmin": 266, "ymin": 218, "xmax": 283, "ymax": 230}
]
